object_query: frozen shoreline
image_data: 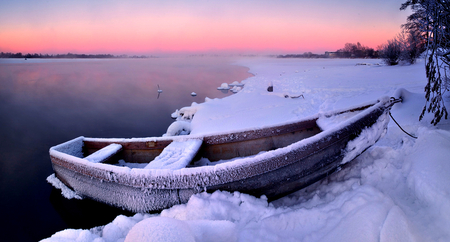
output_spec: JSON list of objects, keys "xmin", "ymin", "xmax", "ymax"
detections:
[{"xmin": 43, "ymin": 58, "xmax": 450, "ymax": 242}]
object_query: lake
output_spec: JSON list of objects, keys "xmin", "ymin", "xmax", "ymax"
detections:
[{"xmin": 0, "ymin": 57, "xmax": 252, "ymax": 241}]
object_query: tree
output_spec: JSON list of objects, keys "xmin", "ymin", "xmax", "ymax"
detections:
[
  {"xmin": 379, "ymin": 39, "xmax": 402, "ymax": 65},
  {"xmin": 378, "ymin": 29, "xmax": 425, "ymax": 65},
  {"xmin": 337, "ymin": 42, "xmax": 376, "ymax": 58},
  {"xmin": 401, "ymin": 0, "xmax": 449, "ymax": 125},
  {"xmin": 398, "ymin": 29, "xmax": 426, "ymax": 64}
]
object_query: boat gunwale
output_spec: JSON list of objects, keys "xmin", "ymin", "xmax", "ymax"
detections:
[{"xmin": 50, "ymin": 97, "xmax": 392, "ymax": 190}]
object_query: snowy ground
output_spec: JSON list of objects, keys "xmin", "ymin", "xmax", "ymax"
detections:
[{"xmin": 43, "ymin": 58, "xmax": 450, "ymax": 242}]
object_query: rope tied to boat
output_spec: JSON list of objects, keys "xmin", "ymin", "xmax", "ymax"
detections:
[{"xmin": 389, "ymin": 97, "xmax": 418, "ymax": 139}]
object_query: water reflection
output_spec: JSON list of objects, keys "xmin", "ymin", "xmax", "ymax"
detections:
[
  {"xmin": 49, "ymin": 188, "xmax": 135, "ymax": 229},
  {"xmin": 0, "ymin": 57, "xmax": 252, "ymax": 241}
]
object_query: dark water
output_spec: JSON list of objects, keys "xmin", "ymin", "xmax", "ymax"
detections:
[{"xmin": 0, "ymin": 57, "xmax": 252, "ymax": 241}]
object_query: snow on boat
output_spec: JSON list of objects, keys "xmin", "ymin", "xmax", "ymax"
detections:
[{"xmin": 49, "ymin": 97, "xmax": 398, "ymax": 213}]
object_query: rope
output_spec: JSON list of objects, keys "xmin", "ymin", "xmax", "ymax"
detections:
[{"xmin": 389, "ymin": 111, "xmax": 418, "ymax": 139}]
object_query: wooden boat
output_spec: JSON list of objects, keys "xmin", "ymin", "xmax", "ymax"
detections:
[{"xmin": 49, "ymin": 97, "xmax": 399, "ymax": 213}]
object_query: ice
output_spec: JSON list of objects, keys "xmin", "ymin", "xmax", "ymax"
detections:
[
  {"xmin": 217, "ymin": 82, "xmax": 230, "ymax": 90},
  {"xmin": 44, "ymin": 58, "xmax": 450, "ymax": 242},
  {"xmin": 230, "ymin": 86, "xmax": 242, "ymax": 93}
]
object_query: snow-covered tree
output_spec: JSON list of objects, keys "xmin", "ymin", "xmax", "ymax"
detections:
[{"xmin": 401, "ymin": 0, "xmax": 449, "ymax": 125}]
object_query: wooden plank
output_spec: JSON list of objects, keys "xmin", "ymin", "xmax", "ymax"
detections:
[
  {"xmin": 84, "ymin": 143, "xmax": 123, "ymax": 163},
  {"xmin": 200, "ymin": 122, "xmax": 321, "ymax": 161}
]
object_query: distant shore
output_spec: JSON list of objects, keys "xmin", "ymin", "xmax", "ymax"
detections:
[{"xmin": 0, "ymin": 52, "xmax": 152, "ymax": 59}]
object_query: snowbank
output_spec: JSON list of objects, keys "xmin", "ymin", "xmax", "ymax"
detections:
[{"xmin": 43, "ymin": 58, "xmax": 450, "ymax": 242}]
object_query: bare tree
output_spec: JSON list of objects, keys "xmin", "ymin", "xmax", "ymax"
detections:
[
  {"xmin": 379, "ymin": 39, "xmax": 402, "ymax": 65},
  {"xmin": 397, "ymin": 29, "xmax": 426, "ymax": 64},
  {"xmin": 337, "ymin": 42, "xmax": 376, "ymax": 58}
]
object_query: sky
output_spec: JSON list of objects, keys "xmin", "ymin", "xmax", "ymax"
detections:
[{"xmin": 0, "ymin": 0, "xmax": 411, "ymax": 55}]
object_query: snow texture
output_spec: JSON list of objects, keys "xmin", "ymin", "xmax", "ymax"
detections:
[
  {"xmin": 341, "ymin": 110, "xmax": 389, "ymax": 164},
  {"xmin": 84, "ymin": 143, "xmax": 122, "ymax": 163},
  {"xmin": 44, "ymin": 58, "xmax": 450, "ymax": 242},
  {"xmin": 144, "ymin": 139, "xmax": 203, "ymax": 170},
  {"xmin": 217, "ymin": 83, "xmax": 230, "ymax": 90},
  {"xmin": 46, "ymin": 174, "xmax": 82, "ymax": 200},
  {"xmin": 164, "ymin": 121, "xmax": 192, "ymax": 136},
  {"xmin": 50, "ymin": 136, "xmax": 84, "ymax": 158},
  {"xmin": 317, "ymin": 111, "xmax": 361, "ymax": 131},
  {"xmin": 230, "ymin": 86, "xmax": 242, "ymax": 93},
  {"xmin": 49, "ymin": 98, "xmax": 386, "ymax": 199}
]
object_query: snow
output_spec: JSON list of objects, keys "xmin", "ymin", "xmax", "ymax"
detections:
[
  {"xmin": 172, "ymin": 105, "xmax": 198, "ymax": 121},
  {"xmin": 341, "ymin": 109, "xmax": 389, "ymax": 164},
  {"xmin": 144, "ymin": 139, "xmax": 203, "ymax": 170},
  {"xmin": 230, "ymin": 86, "xmax": 242, "ymax": 93},
  {"xmin": 317, "ymin": 110, "xmax": 361, "ymax": 131},
  {"xmin": 43, "ymin": 58, "xmax": 450, "ymax": 242},
  {"xmin": 164, "ymin": 121, "xmax": 192, "ymax": 136},
  {"xmin": 50, "ymin": 136, "xmax": 85, "ymax": 158},
  {"xmin": 125, "ymin": 217, "xmax": 196, "ymax": 242},
  {"xmin": 46, "ymin": 174, "xmax": 82, "ymax": 200},
  {"xmin": 217, "ymin": 83, "xmax": 230, "ymax": 90},
  {"xmin": 84, "ymin": 143, "xmax": 122, "ymax": 163}
]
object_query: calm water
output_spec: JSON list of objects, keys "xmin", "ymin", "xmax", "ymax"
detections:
[{"xmin": 0, "ymin": 57, "xmax": 252, "ymax": 241}]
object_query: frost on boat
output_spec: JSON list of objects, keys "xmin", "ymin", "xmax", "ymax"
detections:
[{"xmin": 48, "ymin": 97, "xmax": 398, "ymax": 213}]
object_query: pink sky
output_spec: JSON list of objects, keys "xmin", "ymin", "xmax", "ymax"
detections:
[{"xmin": 0, "ymin": 0, "xmax": 411, "ymax": 55}]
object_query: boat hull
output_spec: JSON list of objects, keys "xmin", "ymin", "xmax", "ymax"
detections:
[
  {"xmin": 206, "ymin": 101, "xmax": 387, "ymax": 200},
  {"xmin": 50, "ymin": 98, "xmax": 394, "ymax": 212}
]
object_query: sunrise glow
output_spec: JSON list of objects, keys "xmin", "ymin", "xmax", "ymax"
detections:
[{"xmin": 0, "ymin": 0, "xmax": 410, "ymax": 55}]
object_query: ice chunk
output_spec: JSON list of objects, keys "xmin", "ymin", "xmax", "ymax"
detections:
[
  {"xmin": 229, "ymin": 81, "xmax": 244, "ymax": 87},
  {"xmin": 230, "ymin": 86, "xmax": 242, "ymax": 93},
  {"xmin": 217, "ymin": 83, "xmax": 230, "ymax": 90}
]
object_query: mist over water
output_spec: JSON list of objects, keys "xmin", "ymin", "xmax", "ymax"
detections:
[{"xmin": 0, "ymin": 57, "xmax": 252, "ymax": 241}]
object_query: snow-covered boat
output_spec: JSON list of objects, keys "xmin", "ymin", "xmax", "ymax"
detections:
[{"xmin": 49, "ymin": 97, "xmax": 398, "ymax": 213}]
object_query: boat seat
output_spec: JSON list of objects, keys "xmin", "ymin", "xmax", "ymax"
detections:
[
  {"xmin": 144, "ymin": 139, "xmax": 203, "ymax": 170},
  {"xmin": 84, "ymin": 143, "xmax": 122, "ymax": 163}
]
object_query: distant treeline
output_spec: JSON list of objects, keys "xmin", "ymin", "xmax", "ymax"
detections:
[
  {"xmin": 278, "ymin": 52, "xmax": 328, "ymax": 59},
  {"xmin": 0, "ymin": 52, "xmax": 149, "ymax": 59},
  {"xmin": 278, "ymin": 42, "xmax": 379, "ymax": 59}
]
